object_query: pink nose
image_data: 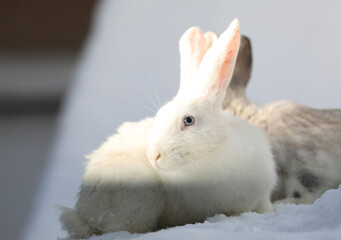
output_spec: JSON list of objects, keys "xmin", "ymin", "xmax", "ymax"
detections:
[
  {"xmin": 154, "ymin": 153, "xmax": 160, "ymax": 161},
  {"xmin": 149, "ymin": 151, "xmax": 161, "ymax": 162}
]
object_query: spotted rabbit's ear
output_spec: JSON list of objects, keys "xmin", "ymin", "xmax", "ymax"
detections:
[
  {"xmin": 196, "ymin": 19, "xmax": 240, "ymax": 106},
  {"xmin": 230, "ymin": 35, "xmax": 252, "ymax": 90},
  {"xmin": 178, "ymin": 26, "xmax": 206, "ymax": 95}
]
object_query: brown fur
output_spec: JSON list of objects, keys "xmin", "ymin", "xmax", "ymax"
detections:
[{"xmin": 223, "ymin": 36, "xmax": 341, "ymax": 204}]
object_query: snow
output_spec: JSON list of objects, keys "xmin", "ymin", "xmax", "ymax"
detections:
[
  {"xmin": 61, "ymin": 186, "xmax": 341, "ymax": 240},
  {"xmin": 23, "ymin": 0, "xmax": 341, "ymax": 240}
]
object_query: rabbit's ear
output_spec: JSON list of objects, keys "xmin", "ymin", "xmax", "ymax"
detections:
[
  {"xmin": 179, "ymin": 27, "xmax": 206, "ymax": 93},
  {"xmin": 197, "ymin": 19, "xmax": 240, "ymax": 105},
  {"xmin": 230, "ymin": 36, "xmax": 252, "ymax": 89},
  {"xmin": 204, "ymin": 31, "xmax": 218, "ymax": 52}
]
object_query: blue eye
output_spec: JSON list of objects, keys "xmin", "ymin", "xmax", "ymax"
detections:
[{"xmin": 183, "ymin": 116, "xmax": 195, "ymax": 126}]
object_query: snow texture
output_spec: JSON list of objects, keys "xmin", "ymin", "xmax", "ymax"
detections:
[
  {"xmin": 23, "ymin": 0, "xmax": 341, "ymax": 239},
  {"xmin": 62, "ymin": 186, "xmax": 341, "ymax": 240}
]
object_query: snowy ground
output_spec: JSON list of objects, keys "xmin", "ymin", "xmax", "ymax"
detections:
[{"xmin": 61, "ymin": 186, "xmax": 341, "ymax": 240}]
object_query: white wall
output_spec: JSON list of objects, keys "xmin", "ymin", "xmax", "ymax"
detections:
[{"xmin": 23, "ymin": 1, "xmax": 341, "ymax": 239}]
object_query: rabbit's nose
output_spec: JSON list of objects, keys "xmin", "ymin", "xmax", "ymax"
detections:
[
  {"xmin": 149, "ymin": 151, "xmax": 161, "ymax": 162},
  {"xmin": 147, "ymin": 144, "xmax": 162, "ymax": 164},
  {"xmin": 147, "ymin": 148, "xmax": 162, "ymax": 169}
]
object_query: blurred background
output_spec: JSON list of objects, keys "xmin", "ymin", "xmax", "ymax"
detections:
[
  {"xmin": 0, "ymin": 1, "xmax": 96, "ymax": 240},
  {"xmin": 1, "ymin": 1, "xmax": 341, "ymax": 240}
]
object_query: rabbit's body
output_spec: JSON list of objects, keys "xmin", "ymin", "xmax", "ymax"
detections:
[
  {"xmin": 156, "ymin": 109, "xmax": 275, "ymax": 228},
  {"xmin": 223, "ymin": 37, "xmax": 341, "ymax": 204},
  {"xmin": 60, "ymin": 20, "xmax": 277, "ymax": 238},
  {"xmin": 60, "ymin": 118, "xmax": 165, "ymax": 239},
  {"xmin": 61, "ymin": 112, "xmax": 275, "ymax": 238}
]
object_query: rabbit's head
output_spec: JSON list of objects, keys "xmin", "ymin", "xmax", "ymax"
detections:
[{"xmin": 147, "ymin": 19, "xmax": 241, "ymax": 172}]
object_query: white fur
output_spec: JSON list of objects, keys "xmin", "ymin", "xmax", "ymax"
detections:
[
  {"xmin": 148, "ymin": 18, "xmax": 276, "ymax": 227},
  {"xmin": 60, "ymin": 118, "xmax": 166, "ymax": 239},
  {"xmin": 149, "ymin": 104, "xmax": 276, "ymax": 228},
  {"xmin": 59, "ymin": 19, "xmax": 277, "ymax": 239}
]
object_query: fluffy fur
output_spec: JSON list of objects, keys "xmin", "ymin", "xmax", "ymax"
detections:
[
  {"xmin": 59, "ymin": 19, "xmax": 277, "ymax": 239},
  {"xmin": 222, "ymin": 36, "xmax": 341, "ymax": 204},
  {"xmin": 60, "ymin": 118, "xmax": 165, "ymax": 239}
]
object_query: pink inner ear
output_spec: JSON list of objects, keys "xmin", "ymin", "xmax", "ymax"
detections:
[
  {"xmin": 188, "ymin": 31, "xmax": 206, "ymax": 67},
  {"xmin": 179, "ymin": 26, "xmax": 207, "ymax": 86},
  {"xmin": 216, "ymin": 29, "xmax": 240, "ymax": 95}
]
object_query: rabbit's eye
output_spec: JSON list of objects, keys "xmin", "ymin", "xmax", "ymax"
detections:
[{"xmin": 183, "ymin": 116, "xmax": 195, "ymax": 127}]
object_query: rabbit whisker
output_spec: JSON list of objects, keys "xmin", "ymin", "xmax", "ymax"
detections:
[
  {"xmin": 152, "ymin": 81, "xmax": 162, "ymax": 109},
  {"xmin": 144, "ymin": 106, "xmax": 157, "ymax": 114},
  {"xmin": 139, "ymin": 84, "xmax": 158, "ymax": 112}
]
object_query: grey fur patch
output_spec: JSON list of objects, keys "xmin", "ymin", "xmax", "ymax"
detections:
[
  {"xmin": 293, "ymin": 191, "xmax": 301, "ymax": 198},
  {"xmin": 298, "ymin": 172, "xmax": 319, "ymax": 189},
  {"xmin": 276, "ymin": 165, "xmax": 288, "ymax": 178}
]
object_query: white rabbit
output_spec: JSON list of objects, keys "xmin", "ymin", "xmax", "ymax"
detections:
[
  {"xmin": 59, "ymin": 19, "xmax": 277, "ymax": 239},
  {"xmin": 221, "ymin": 36, "xmax": 341, "ymax": 204},
  {"xmin": 147, "ymin": 18, "xmax": 276, "ymax": 227}
]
